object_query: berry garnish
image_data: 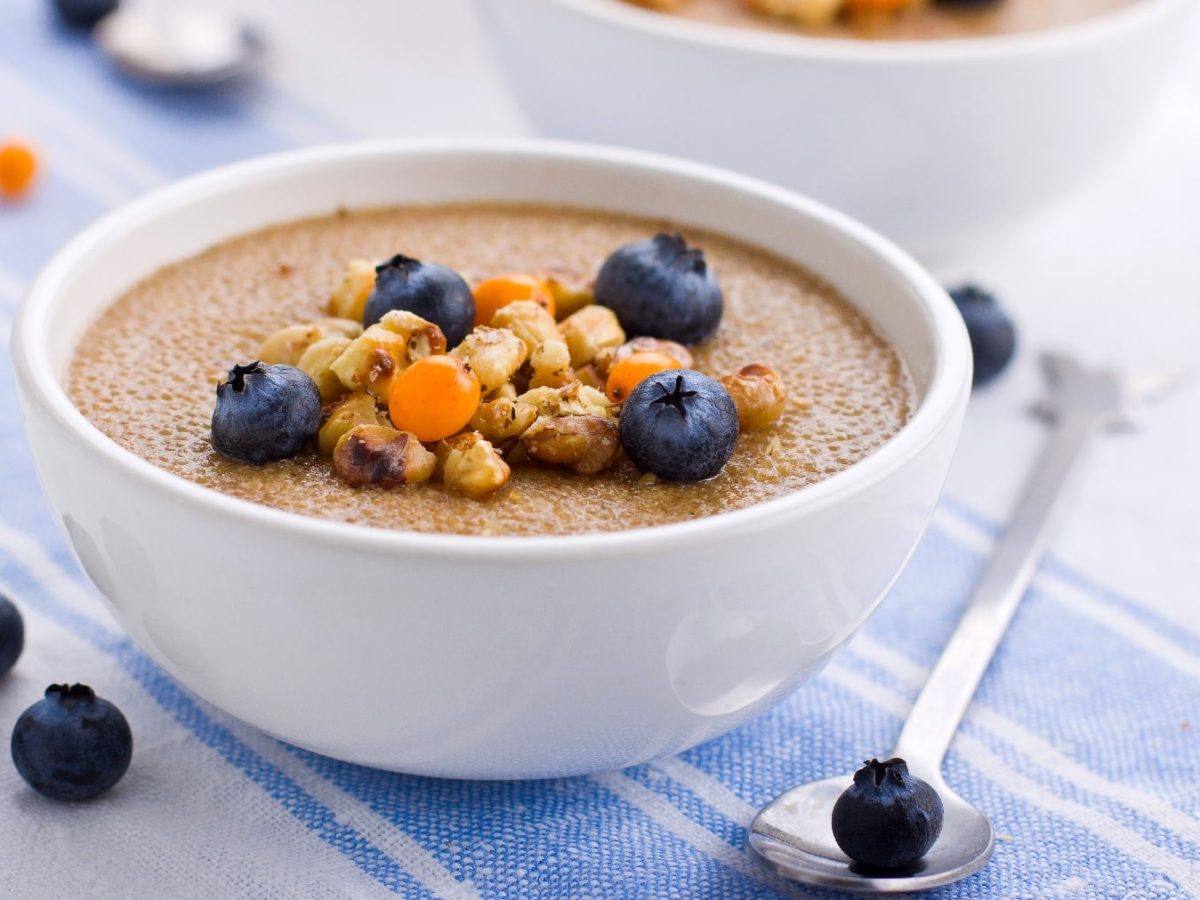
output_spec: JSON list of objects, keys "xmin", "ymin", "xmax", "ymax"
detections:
[
  {"xmin": 0, "ymin": 593, "xmax": 24, "ymax": 678},
  {"xmin": 831, "ymin": 757, "xmax": 944, "ymax": 870},
  {"xmin": 52, "ymin": 0, "xmax": 119, "ymax": 30},
  {"xmin": 473, "ymin": 273, "xmax": 555, "ymax": 326},
  {"xmin": 387, "ymin": 355, "xmax": 481, "ymax": 443},
  {"xmin": 11, "ymin": 684, "xmax": 133, "ymax": 802},
  {"xmin": 363, "ymin": 255, "xmax": 475, "ymax": 348},
  {"xmin": 606, "ymin": 350, "xmax": 682, "ymax": 403},
  {"xmin": 619, "ymin": 370, "xmax": 738, "ymax": 481},
  {"xmin": 211, "ymin": 361, "xmax": 322, "ymax": 464},
  {"xmin": 0, "ymin": 141, "xmax": 38, "ymax": 201},
  {"xmin": 595, "ymin": 233, "xmax": 723, "ymax": 345},
  {"xmin": 948, "ymin": 283, "xmax": 1016, "ymax": 387}
]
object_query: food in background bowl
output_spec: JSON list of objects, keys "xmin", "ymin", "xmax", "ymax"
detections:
[
  {"xmin": 68, "ymin": 205, "xmax": 913, "ymax": 536},
  {"xmin": 622, "ymin": 0, "xmax": 1137, "ymax": 40}
]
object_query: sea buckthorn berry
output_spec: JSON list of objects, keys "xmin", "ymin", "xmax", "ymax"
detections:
[
  {"xmin": 606, "ymin": 351, "xmax": 683, "ymax": 403},
  {"xmin": 611, "ymin": 336, "xmax": 693, "ymax": 371},
  {"xmin": 0, "ymin": 142, "xmax": 39, "ymax": 200},
  {"xmin": 473, "ymin": 274, "xmax": 556, "ymax": 326},
  {"xmin": 387, "ymin": 356, "xmax": 481, "ymax": 442}
]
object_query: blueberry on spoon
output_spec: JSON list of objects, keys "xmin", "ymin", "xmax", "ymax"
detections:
[
  {"xmin": 948, "ymin": 283, "xmax": 1016, "ymax": 387},
  {"xmin": 832, "ymin": 758, "xmax": 944, "ymax": 870},
  {"xmin": 619, "ymin": 370, "xmax": 738, "ymax": 481},
  {"xmin": 0, "ymin": 593, "xmax": 23, "ymax": 678},
  {"xmin": 11, "ymin": 684, "xmax": 133, "ymax": 802},
  {"xmin": 363, "ymin": 254, "xmax": 475, "ymax": 348},
  {"xmin": 595, "ymin": 233, "xmax": 723, "ymax": 345},
  {"xmin": 211, "ymin": 361, "xmax": 322, "ymax": 464}
]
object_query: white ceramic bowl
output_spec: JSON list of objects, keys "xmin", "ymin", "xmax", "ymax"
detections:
[
  {"xmin": 474, "ymin": 0, "xmax": 1194, "ymax": 261},
  {"xmin": 13, "ymin": 140, "xmax": 970, "ymax": 779}
]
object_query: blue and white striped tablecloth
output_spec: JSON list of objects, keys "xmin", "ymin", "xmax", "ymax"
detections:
[{"xmin": 2, "ymin": 2, "xmax": 1198, "ymax": 896}]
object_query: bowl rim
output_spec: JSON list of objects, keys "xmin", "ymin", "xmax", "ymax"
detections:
[
  {"xmin": 13, "ymin": 138, "xmax": 970, "ymax": 561},
  {"xmin": 536, "ymin": 0, "xmax": 1187, "ymax": 62}
]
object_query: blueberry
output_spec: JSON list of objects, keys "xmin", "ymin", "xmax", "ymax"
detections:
[
  {"xmin": 832, "ymin": 758, "xmax": 944, "ymax": 870},
  {"xmin": 595, "ymin": 233, "xmax": 723, "ymax": 345},
  {"xmin": 0, "ymin": 594, "xmax": 24, "ymax": 678},
  {"xmin": 948, "ymin": 283, "xmax": 1016, "ymax": 387},
  {"xmin": 211, "ymin": 362, "xmax": 321, "ymax": 464},
  {"xmin": 11, "ymin": 684, "xmax": 133, "ymax": 802},
  {"xmin": 53, "ymin": 0, "xmax": 120, "ymax": 30},
  {"xmin": 619, "ymin": 370, "xmax": 738, "ymax": 482},
  {"xmin": 363, "ymin": 254, "xmax": 474, "ymax": 348}
]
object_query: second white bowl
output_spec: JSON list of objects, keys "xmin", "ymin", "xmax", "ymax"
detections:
[{"xmin": 476, "ymin": 0, "xmax": 1194, "ymax": 260}]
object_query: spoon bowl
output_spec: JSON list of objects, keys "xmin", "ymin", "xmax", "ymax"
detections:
[{"xmin": 749, "ymin": 774, "xmax": 994, "ymax": 893}]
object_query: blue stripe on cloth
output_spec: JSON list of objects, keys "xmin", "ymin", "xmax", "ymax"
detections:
[
  {"xmin": 286, "ymin": 746, "xmax": 783, "ymax": 899},
  {"xmin": 940, "ymin": 495, "xmax": 1200, "ymax": 659},
  {"xmin": 0, "ymin": 552, "xmax": 441, "ymax": 898}
]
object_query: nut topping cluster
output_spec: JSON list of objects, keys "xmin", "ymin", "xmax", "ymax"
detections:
[{"xmin": 210, "ymin": 234, "xmax": 790, "ymax": 500}]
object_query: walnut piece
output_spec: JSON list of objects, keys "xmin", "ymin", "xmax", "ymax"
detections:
[
  {"xmin": 258, "ymin": 318, "xmax": 363, "ymax": 366},
  {"xmin": 437, "ymin": 432, "xmax": 511, "ymax": 499},
  {"xmin": 528, "ymin": 338, "xmax": 576, "ymax": 389},
  {"xmin": 452, "ymin": 326, "xmax": 528, "ymax": 394},
  {"xmin": 330, "ymin": 325, "xmax": 408, "ymax": 402},
  {"xmin": 557, "ymin": 305, "xmax": 625, "ymax": 368},
  {"xmin": 296, "ymin": 336, "xmax": 352, "ymax": 401},
  {"xmin": 490, "ymin": 300, "xmax": 560, "ymax": 355},
  {"xmin": 521, "ymin": 414, "xmax": 621, "ymax": 475},
  {"xmin": 332, "ymin": 425, "xmax": 436, "ymax": 487},
  {"xmin": 720, "ymin": 364, "xmax": 788, "ymax": 431},
  {"xmin": 518, "ymin": 383, "xmax": 611, "ymax": 419},
  {"xmin": 744, "ymin": 0, "xmax": 842, "ymax": 27},
  {"xmin": 318, "ymin": 392, "xmax": 388, "ymax": 456},
  {"xmin": 376, "ymin": 310, "xmax": 447, "ymax": 362},
  {"xmin": 469, "ymin": 397, "xmax": 539, "ymax": 444},
  {"xmin": 327, "ymin": 258, "xmax": 376, "ymax": 321}
]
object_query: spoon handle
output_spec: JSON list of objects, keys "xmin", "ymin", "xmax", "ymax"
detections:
[{"xmin": 891, "ymin": 410, "xmax": 1101, "ymax": 773}]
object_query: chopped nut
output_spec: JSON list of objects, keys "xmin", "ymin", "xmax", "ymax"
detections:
[
  {"xmin": 521, "ymin": 414, "xmax": 621, "ymax": 475},
  {"xmin": 490, "ymin": 300, "xmax": 559, "ymax": 355},
  {"xmin": 528, "ymin": 338, "xmax": 576, "ymax": 389},
  {"xmin": 297, "ymin": 336, "xmax": 353, "ymax": 401},
  {"xmin": 318, "ymin": 391, "xmax": 388, "ymax": 455},
  {"xmin": 376, "ymin": 309, "xmax": 447, "ymax": 361},
  {"xmin": 744, "ymin": 0, "xmax": 842, "ymax": 26},
  {"xmin": 518, "ymin": 382, "xmax": 612, "ymax": 419},
  {"xmin": 544, "ymin": 272, "xmax": 594, "ymax": 321},
  {"xmin": 491, "ymin": 381, "xmax": 518, "ymax": 401},
  {"xmin": 327, "ymin": 258, "xmax": 377, "ymax": 320},
  {"xmin": 575, "ymin": 362, "xmax": 607, "ymax": 391},
  {"xmin": 469, "ymin": 397, "xmax": 538, "ymax": 444},
  {"xmin": 330, "ymin": 325, "xmax": 407, "ymax": 402},
  {"xmin": 332, "ymin": 424, "xmax": 436, "ymax": 487},
  {"xmin": 558, "ymin": 305, "xmax": 625, "ymax": 368},
  {"xmin": 611, "ymin": 336, "xmax": 694, "ymax": 371},
  {"xmin": 720, "ymin": 364, "xmax": 788, "ymax": 431},
  {"xmin": 258, "ymin": 318, "xmax": 363, "ymax": 366},
  {"xmin": 451, "ymin": 326, "xmax": 528, "ymax": 393},
  {"xmin": 436, "ymin": 432, "xmax": 511, "ymax": 499}
]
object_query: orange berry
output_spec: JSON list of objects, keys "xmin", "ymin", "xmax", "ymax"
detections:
[
  {"xmin": 0, "ymin": 142, "xmax": 38, "ymax": 200},
  {"xmin": 606, "ymin": 351, "xmax": 683, "ymax": 403},
  {"xmin": 387, "ymin": 356, "xmax": 481, "ymax": 442},
  {"xmin": 472, "ymin": 274, "xmax": 555, "ymax": 326}
]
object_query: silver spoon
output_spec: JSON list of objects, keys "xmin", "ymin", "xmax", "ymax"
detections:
[
  {"xmin": 95, "ymin": 2, "xmax": 264, "ymax": 88},
  {"xmin": 749, "ymin": 353, "xmax": 1184, "ymax": 893}
]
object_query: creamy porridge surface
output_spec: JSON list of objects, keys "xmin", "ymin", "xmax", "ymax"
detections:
[{"xmin": 69, "ymin": 204, "xmax": 913, "ymax": 536}]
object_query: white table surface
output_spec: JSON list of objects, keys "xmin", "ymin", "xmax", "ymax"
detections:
[{"xmin": 206, "ymin": 0, "xmax": 1200, "ymax": 634}]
